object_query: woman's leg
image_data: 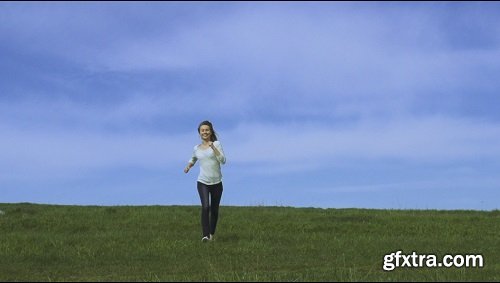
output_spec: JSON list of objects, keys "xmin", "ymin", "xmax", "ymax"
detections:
[
  {"xmin": 197, "ymin": 182, "xmax": 210, "ymax": 237},
  {"xmin": 209, "ymin": 182, "xmax": 223, "ymax": 235}
]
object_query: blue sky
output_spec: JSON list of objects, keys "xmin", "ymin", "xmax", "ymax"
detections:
[{"xmin": 1, "ymin": 2, "xmax": 500, "ymax": 210}]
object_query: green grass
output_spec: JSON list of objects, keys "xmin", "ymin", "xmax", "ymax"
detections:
[{"xmin": 0, "ymin": 203, "xmax": 498, "ymax": 281}]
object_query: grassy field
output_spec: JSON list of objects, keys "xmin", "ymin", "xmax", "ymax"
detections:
[{"xmin": 0, "ymin": 203, "xmax": 498, "ymax": 281}]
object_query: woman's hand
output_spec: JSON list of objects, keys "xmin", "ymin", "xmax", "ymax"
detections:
[
  {"xmin": 208, "ymin": 141, "xmax": 222, "ymax": 158},
  {"xmin": 184, "ymin": 163, "xmax": 193, "ymax": 173}
]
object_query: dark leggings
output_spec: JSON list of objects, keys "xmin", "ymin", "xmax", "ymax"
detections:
[{"xmin": 197, "ymin": 181, "xmax": 223, "ymax": 237}]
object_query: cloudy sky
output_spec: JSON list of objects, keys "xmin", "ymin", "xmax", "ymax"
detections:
[{"xmin": 1, "ymin": 2, "xmax": 499, "ymax": 210}]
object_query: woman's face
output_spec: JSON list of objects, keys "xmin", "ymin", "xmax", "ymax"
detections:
[{"xmin": 199, "ymin": 125, "xmax": 211, "ymax": 140}]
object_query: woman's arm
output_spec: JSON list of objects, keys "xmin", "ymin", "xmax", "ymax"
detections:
[
  {"xmin": 185, "ymin": 147, "xmax": 198, "ymax": 173},
  {"xmin": 184, "ymin": 162, "xmax": 194, "ymax": 173},
  {"xmin": 209, "ymin": 141, "xmax": 226, "ymax": 164}
]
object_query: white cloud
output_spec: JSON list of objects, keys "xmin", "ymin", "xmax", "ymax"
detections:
[
  {"xmin": 225, "ymin": 116, "xmax": 500, "ymax": 167},
  {"xmin": 56, "ymin": 5, "xmax": 500, "ymax": 123},
  {"xmin": 0, "ymin": 122, "xmax": 193, "ymax": 182},
  {"xmin": 3, "ymin": 3, "xmax": 500, "ymax": 121}
]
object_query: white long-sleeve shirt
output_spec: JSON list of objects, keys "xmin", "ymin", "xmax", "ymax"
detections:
[{"xmin": 188, "ymin": 140, "xmax": 226, "ymax": 185}]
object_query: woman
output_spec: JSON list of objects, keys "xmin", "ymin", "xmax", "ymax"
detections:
[{"xmin": 184, "ymin": 120, "xmax": 226, "ymax": 242}]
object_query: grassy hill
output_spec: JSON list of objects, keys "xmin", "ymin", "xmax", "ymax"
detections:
[{"xmin": 0, "ymin": 203, "xmax": 498, "ymax": 281}]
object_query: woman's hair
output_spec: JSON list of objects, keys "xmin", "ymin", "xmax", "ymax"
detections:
[{"xmin": 198, "ymin": 120, "xmax": 218, "ymax": 142}]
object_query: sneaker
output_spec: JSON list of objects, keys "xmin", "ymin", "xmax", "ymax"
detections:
[
  {"xmin": 201, "ymin": 236, "xmax": 210, "ymax": 242},
  {"xmin": 209, "ymin": 234, "xmax": 214, "ymax": 241}
]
